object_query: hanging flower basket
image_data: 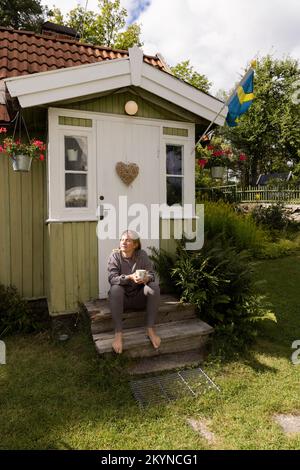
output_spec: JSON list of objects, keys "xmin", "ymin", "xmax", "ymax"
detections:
[
  {"xmin": 0, "ymin": 121, "xmax": 46, "ymax": 172},
  {"xmin": 211, "ymin": 166, "xmax": 226, "ymax": 179},
  {"xmin": 11, "ymin": 154, "xmax": 33, "ymax": 172}
]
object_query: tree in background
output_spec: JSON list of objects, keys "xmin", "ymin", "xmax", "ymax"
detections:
[
  {"xmin": 170, "ymin": 60, "xmax": 212, "ymax": 93},
  {"xmin": 113, "ymin": 23, "xmax": 143, "ymax": 50},
  {"xmin": 221, "ymin": 56, "xmax": 300, "ymax": 184},
  {"xmin": 48, "ymin": 0, "xmax": 143, "ymax": 49},
  {"xmin": 53, "ymin": 6, "xmax": 98, "ymax": 43},
  {"xmin": 0, "ymin": 0, "xmax": 48, "ymax": 31}
]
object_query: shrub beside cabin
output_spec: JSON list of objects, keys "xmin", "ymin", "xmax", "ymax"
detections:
[{"xmin": 0, "ymin": 23, "xmax": 227, "ymax": 316}]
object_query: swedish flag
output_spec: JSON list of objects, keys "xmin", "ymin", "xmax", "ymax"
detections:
[{"xmin": 226, "ymin": 69, "xmax": 254, "ymax": 127}]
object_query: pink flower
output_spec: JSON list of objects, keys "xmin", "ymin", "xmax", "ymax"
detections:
[
  {"xmin": 33, "ymin": 139, "xmax": 45, "ymax": 150},
  {"xmin": 213, "ymin": 150, "xmax": 224, "ymax": 157},
  {"xmin": 239, "ymin": 154, "xmax": 247, "ymax": 161},
  {"xmin": 0, "ymin": 127, "xmax": 7, "ymax": 133},
  {"xmin": 198, "ymin": 159, "xmax": 207, "ymax": 168},
  {"xmin": 207, "ymin": 145, "xmax": 214, "ymax": 151},
  {"xmin": 39, "ymin": 154, "xmax": 45, "ymax": 161},
  {"xmin": 0, "ymin": 145, "xmax": 4, "ymax": 152}
]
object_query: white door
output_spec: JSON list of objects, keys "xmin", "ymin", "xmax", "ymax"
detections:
[{"xmin": 97, "ymin": 118, "xmax": 161, "ymax": 299}]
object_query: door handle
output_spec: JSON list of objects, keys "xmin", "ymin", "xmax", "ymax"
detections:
[{"xmin": 97, "ymin": 202, "xmax": 110, "ymax": 220}]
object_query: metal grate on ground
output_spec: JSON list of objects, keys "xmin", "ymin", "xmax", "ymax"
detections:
[{"xmin": 130, "ymin": 367, "xmax": 220, "ymax": 408}]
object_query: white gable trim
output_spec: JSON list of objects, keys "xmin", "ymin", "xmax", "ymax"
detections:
[
  {"xmin": 141, "ymin": 62, "xmax": 225, "ymax": 124},
  {"xmin": 5, "ymin": 58, "xmax": 131, "ymax": 108},
  {"xmin": 5, "ymin": 46, "xmax": 227, "ymax": 125}
]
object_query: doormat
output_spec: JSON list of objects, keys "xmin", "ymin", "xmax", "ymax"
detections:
[{"xmin": 130, "ymin": 367, "xmax": 220, "ymax": 409}]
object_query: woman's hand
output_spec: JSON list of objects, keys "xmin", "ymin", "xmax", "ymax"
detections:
[{"xmin": 129, "ymin": 272, "xmax": 150, "ymax": 284}]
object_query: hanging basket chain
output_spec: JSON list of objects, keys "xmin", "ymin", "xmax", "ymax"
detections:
[
  {"xmin": 11, "ymin": 110, "xmax": 31, "ymax": 144},
  {"xmin": 21, "ymin": 113, "xmax": 31, "ymax": 144},
  {"xmin": 12, "ymin": 110, "xmax": 20, "ymax": 142}
]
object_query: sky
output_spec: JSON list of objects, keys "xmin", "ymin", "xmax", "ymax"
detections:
[{"xmin": 42, "ymin": 0, "xmax": 300, "ymax": 94}]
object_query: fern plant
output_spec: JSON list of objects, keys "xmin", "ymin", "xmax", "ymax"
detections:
[{"xmin": 150, "ymin": 236, "xmax": 273, "ymax": 348}]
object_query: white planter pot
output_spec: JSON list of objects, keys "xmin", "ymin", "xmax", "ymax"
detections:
[
  {"xmin": 67, "ymin": 149, "xmax": 78, "ymax": 161},
  {"xmin": 211, "ymin": 166, "xmax": 225, "ymax": 179},
  {"xmin": 11, "ymin": 154, "xmax": 32, "ymax": 172}
]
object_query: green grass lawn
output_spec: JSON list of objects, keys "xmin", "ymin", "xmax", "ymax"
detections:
[{"xmin": 1, "ymin": 255, "xmax": 300, "ymax": 450}]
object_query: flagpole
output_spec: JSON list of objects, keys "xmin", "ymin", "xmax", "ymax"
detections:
[
  {"xmin": 196, "ymin": 101, "xmax": 228, "ymax": 147},
  {"xmin": 193, "ymin": 63, "xmax": 256, "ymax": 153}
]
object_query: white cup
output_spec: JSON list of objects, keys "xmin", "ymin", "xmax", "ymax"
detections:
[{"xmin": 136, "ymin": 269, "xmax": 147, "ymax": 280}]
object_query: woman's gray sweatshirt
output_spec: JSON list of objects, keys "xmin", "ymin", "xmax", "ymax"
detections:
[{"xmin": 107, "ymin": 248, "xmax": 156, "ymax": 296}]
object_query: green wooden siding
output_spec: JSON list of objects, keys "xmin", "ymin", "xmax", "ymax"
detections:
[
  {"xmin": 58, "ymin": 91, "xmax": 188, "ymax": 122},
  {"xmin": 47, "ymin": 222, "xmax": 98, "ymax": 315},
  {"xmin": 0, "ymin": 156, "xmax": 98, "ymax": 311},
  {"xmin": 0, "ymin": 156, "xmax": 46, "ymax": 298}
]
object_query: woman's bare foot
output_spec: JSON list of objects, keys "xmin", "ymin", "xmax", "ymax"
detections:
[
  {"xmin": 147, "ymin": 327, "xmax": 161, "ymax": 349},
  {"xmin": 112, "ymin": 332, "xmax": 123, "ymax": 354}
]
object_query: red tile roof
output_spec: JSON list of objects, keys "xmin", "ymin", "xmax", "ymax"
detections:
[{"xmin": 0, "ymin": 26, "xmax": 166, "ymax": 121}]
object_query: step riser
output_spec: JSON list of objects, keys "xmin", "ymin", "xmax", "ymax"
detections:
[
  {"xmin": 128, "ymin": 350, "xmax": 207, "ymax": 375},
  {"xmin": 91, "ymin": 308, "xmax": 196, "ymax": 334},
  {"xmin": 95, "ymin": 333, "xmax": 211, "ymax": 358}
]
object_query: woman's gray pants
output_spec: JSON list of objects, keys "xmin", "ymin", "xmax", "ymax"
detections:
[{"xmin": 108, "ymin": 283, "xmax": 160, "ymax": 332}]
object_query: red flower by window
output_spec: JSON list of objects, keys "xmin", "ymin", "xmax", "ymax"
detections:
[{"xmin": 198, "ymin": 159, "xmax": 207, "ymax": 168}]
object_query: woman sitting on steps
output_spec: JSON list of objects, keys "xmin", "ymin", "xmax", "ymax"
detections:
[{"xmin": 107, "ymin": 229, "xmax": 161, "ymax": 354}]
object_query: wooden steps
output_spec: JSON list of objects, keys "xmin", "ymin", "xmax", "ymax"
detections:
[
  {"xmin": 93, "ymin": 319, "xmax": 213, "ymax": 358},
  {"xmin": 84, "ymin": 294, "xmax": 214, "ymax": 373}
]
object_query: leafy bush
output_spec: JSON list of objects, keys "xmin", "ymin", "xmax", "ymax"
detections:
[
  {"xmin": 203, "ymin": 202, "xmax": 268, "ymax": 255},
  {"xmin": 150, "ymin": 239, "xmax": 273, "ymax": 348},
  {"xmin": 0, "ymin": 284, "xmax": 37, "ymax": 336},
  {"xmin": 257, "ymin": 238, "xmax": 300, "ymax": 259},
  {"xmin": 251, "ymin": 202, "xmax": 289, "ymax": 231}
]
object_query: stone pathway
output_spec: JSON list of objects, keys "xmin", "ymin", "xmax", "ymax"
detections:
[
  {"xmin": 187, "ymin": 418, "xmax": 216, "ymax": 444},
  {"xmin": 274, "ymin": 414, "xmax": 300, "ymax": 435}
]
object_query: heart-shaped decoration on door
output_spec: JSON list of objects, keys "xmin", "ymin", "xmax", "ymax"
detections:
[{"xmin": 115, "ymin": 162, "xmax": 139, "ymax": 186}]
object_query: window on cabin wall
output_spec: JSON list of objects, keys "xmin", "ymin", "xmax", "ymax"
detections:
[
  {"xmin": 166, "ymin": 144, "xmax": 184, "ymax": 206},
  {"xmin": 64, "ymin": 136, "xmax": 88, "ymax": 208}
]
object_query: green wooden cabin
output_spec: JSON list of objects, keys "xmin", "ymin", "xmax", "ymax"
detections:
[{"xmin": 0, "ymin": 26, "xmax": 226, "ymax": 317}]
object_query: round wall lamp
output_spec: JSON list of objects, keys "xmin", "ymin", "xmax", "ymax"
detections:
[{"xmin": 125, "ymin": 100, "xmax": 138, "ymax": 115}]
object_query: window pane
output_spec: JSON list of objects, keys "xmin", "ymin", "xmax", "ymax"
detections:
[
  {"xmin": 65, "ymin": 174, "xmax": 87, "ymax": 207},
  {"xmin": 166, "ymin": 145, "xmax": 183, "ymax": 175},
  {"xmin": 65, "ymin": 136, "xmax": 88, "ymax": 171},
  {"xmin": 167, "ymin": 177, "xmax": 182, "ymax": 206}
]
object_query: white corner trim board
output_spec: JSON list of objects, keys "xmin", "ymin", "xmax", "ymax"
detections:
[
  {"xmin": 129, "ymin": 46, "xmax": 143, "ymax": 87},
  {"xmin": 5, "ymin": 48, "xmax": 227, "ymax": 124}
]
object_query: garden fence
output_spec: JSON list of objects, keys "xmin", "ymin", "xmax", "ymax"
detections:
[{"xmin": 197, "ymin": 185, "xmax": 300, "ymax": 203}]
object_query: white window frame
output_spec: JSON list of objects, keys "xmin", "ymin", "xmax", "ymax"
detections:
[
  {"xmin": 48, "ymin": 108, "xmax": 97, "ymax": 221},
  {"xmin": 160, "ymin": 130, "xmax": 195, "ymax": 218},
  {"xmin": 165, "ymin": 142, "xmax": 185, "ymax": 206}
]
